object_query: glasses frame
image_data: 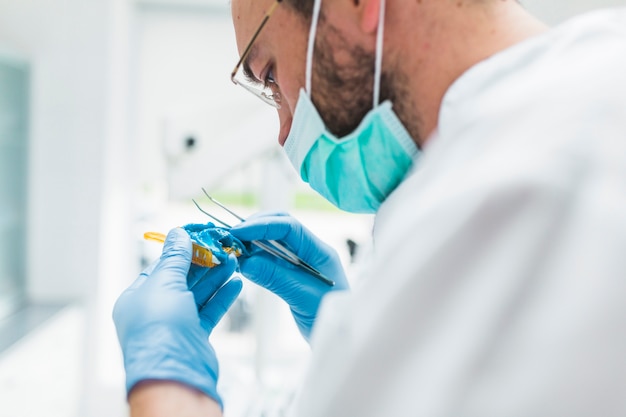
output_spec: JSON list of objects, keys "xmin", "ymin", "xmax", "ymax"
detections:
[{"xmin": 230, "ymin": 0, "xmax": 283, "ymax": 108}]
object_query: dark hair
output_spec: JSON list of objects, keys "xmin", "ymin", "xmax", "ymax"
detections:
[
  {"xmin": 285, "ymin": 0, "xmax": 315, "ymax": 19},
  {"xmin": 284, "ymin": 0, "xmax": 520, "ymax": 18}
]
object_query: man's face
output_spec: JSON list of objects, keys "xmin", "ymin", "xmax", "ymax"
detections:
[
  {"xmin": 231, "ymin": 0, "xmax": 408, "ymax": 145},
  {"xmin": 231, "ymin": 0, "xmax": 309, "ymax": 145}
]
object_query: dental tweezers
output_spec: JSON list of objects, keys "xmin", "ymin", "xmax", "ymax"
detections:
[{"xmin": 192, "ymin": 189, "xmax": 335, "ymax": 287}]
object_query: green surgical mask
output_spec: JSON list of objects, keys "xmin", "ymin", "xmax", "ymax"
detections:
[{"xmin": 283, "ymin": 0, "xmax": 419, "ymax": 213}]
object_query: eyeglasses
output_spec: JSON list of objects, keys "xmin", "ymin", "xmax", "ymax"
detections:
[{"xmin": 231, "ymin": 0, "xmax": 283, "ymax": 108}]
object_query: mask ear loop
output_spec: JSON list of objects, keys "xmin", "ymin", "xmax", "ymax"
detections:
[
  {"xmin": 373, "ymin": 0, "xmax": 386, "ymax": 107},
  {"xmin": 306, "ymin": 0, "xmax": 323, "ymax": 94}
]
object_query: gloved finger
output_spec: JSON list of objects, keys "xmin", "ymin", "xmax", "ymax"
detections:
[
  {"xmin": 237, "ymin": 254, "xmax": 309, "ymax": 293},
  {"xmin": 191, "ymin": 255, "xmax": 237, "ymax": 307},
  {"xmin": 231, "ymin": 215, "xmax": 333, "ymax": 262},
  {"xmin": 126, "ymin": 273, "xmax": 149, "ymax": 291},
  {"xmin": 243, "ymin": 210, "xmax": 290, "ymax": 221},
  {"xmin": 112, "ymin": 293, "xmax": 129, "ymax": 328},
  {"xmin": 187, "ymin": 264, "xmax": 210, "ymax": 288},
  {"xmin": 230, "ymin": 211, "xmax": 292, "ymax": 249},
  {"xmin": 150, "ymin": 228, "xmax": 192, "ymax": 290},
  {"xmin": 113, "ymin": 276, "xmax": 152, "ymax": 328},
  {"xmin": 238, "ymin": 255, "xmax": 329, "ymax": 313},
  {"xmin": 198, "ymin": 277, "xmax": 243, "ymax": 334},
  {"xmin": 230, "ymin": 215, "xmax": 309, "ymax": 248},
  {"xmin": 125, "ymin": 258, "xmax": 160, "ymax": 291},
  {"xmin": 140, "ymin": 258, "xmax": 160, "ymax": 277},
  {"xmin": 230, "ymin": 215, "xmax": 295, "ymax": 241}
]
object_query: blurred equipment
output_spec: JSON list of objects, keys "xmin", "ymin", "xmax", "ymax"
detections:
[
  {"xmin": 0, "ymin": 51, "xmax": 28, "ymax": 320},
  {"xmin": 345, "ymin": 238, "xmax": 359, "ymax": 263}
]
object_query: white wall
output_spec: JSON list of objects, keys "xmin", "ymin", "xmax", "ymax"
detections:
[
  {"xmin": 133, "ymin": 2, "xmax": 279, "ymax": 205},
  {"xmin": 0, "ymin": 50, "xmax": 29, "ymax": 317},
  {"xmin": 0, "ymin": 0, "xmax": 135, "ymax": 305},
  {"xmin": 0, "ymin": 1, "xmax": 137, "ymax": 415}
]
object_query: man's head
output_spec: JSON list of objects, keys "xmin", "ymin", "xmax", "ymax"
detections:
[{"xmin": 230, "ymin": 0, "xmax": 546, "ymax": 147}]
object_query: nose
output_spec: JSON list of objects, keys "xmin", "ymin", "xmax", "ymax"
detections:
[{"xmin": 277, "ymin": 104, "xmax": 293, "ymax": 147}]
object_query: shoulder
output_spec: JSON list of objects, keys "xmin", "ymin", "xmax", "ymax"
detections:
[
  {"xmin": 440, "ymin": 6, "xmax": 626, "ymax": 142},
  {"xmin": 382, "ymin": 7, "xmax": 626, "ymax": 223}
]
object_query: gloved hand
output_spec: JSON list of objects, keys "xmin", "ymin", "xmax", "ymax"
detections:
[
  {"xmin": 230, "ymin": 212, "xmax": 349, "ymax": 341},
  {"xmin": 113, "ymin": 228, "xmax": 242, "ymax": 409}
]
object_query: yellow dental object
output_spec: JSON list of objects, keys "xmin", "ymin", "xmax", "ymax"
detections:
[{"xmin": 143, "ymin": 231, "xmax": 220, "ymax": 268}]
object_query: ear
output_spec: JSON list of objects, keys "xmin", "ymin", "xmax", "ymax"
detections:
[{"xmin": 360, "ymin": 0, "xmax": 381, "ymax": 35}]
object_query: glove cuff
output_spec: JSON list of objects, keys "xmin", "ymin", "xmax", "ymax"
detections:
[{"xmin": 123, "ymin": 327, "xmax": 222, "ymax": 409}]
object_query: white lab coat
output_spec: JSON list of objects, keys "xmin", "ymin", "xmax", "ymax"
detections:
[{"xmin": 289, "ymin": 8, "xmax": 626, "ymax": 417}]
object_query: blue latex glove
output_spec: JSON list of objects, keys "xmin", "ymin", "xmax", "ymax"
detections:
[
  {"xmin": 113, "ymin": 228, "xmax": 242, "ymax": 409},
  {"xmin": 230, "ymin": 212, "xmax": 349, "ymax": 341}
]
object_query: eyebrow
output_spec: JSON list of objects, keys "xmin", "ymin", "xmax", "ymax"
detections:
[{"xmin": 242, "ymin": 44, "xmax": 260, "ymax": 82}]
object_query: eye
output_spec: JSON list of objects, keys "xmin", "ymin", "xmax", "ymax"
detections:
[
  {"xmin": 263, "ymin": 65, "xmax": 277, "ymax": 89},
  {"xmin": 262, "ymin": 65, "xmax": 281, "ymax": 105}
]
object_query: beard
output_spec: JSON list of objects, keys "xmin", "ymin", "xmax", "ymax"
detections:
[{"xmin": 310, "ymin": 16, "xmax": 422, "ymax": 144}]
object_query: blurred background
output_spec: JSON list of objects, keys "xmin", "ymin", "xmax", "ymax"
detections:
[{"xmin": 0, "ymin": 0, "xmax": 625, "ymax": 416}]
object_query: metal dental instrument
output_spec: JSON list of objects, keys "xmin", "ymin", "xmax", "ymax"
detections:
[
  {"xmin": 200, "ymin": 188, "xmax": 330, "ymax": 278},
  {"xmin": 202, "ymin": 188, "xmax": 307, "ymax": 265},
  {"xmin": 192, "ymin": 193, "xmax": 335, "ymax": 287}
]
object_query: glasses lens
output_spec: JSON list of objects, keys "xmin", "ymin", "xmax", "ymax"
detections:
[{"xmin": 232, "ymin": 64, "xmax": 281, "ymax": 109}]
